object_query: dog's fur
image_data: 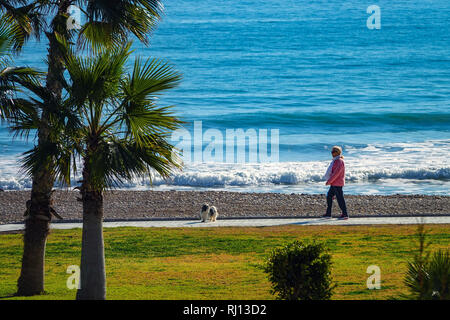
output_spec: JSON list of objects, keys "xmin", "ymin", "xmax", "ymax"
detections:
[{"xmin": 200, "ymin": 203, "xmax": 218, "ymax": 222}]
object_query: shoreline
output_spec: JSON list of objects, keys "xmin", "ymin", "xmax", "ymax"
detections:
[{"xmin": 0, "ymin": 190, "xmax": 449, "ymax": 225}]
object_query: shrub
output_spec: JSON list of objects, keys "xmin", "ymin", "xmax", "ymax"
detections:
[
  {"xmin": 404, "ymin": 224, "xmax": 450, "ymax": 300},
  {"xmin": 263, "ymin": 240, "xmax": 335, "ymax": 300}
]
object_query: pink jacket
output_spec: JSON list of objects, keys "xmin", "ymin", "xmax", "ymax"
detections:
[{"xmin": 327, "ymin": 157, "xmax": 345, "ymax": 187}]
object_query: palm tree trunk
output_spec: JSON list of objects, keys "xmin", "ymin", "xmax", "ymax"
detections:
[
  {"xmin": 76, "ymin": 190, "xmax": 106, "ymax": 300},
  {"xmin": 16, "ymin": 191, "xmax": 51, "ymax": 295},
  {"xmin": 17, "ymin": 149, "xmax": 54, "ymax": 295},
  {"xmin": 16, "ymin": 2, "xmax": 70, "ymax": 296}
]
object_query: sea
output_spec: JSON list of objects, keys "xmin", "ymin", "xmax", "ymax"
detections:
[{"xmin": 1, "ymin": 0, "xmax": 449, "ymax": 195}]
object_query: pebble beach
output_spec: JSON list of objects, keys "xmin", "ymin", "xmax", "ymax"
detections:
[{"xmin": 0, "ymin": 190, "xmax": 448, "ymax": 225}]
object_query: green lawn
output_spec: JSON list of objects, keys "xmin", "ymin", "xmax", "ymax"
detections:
[{"xmin": 1, "ymin": 224, "xmax": 449, "ymax": 300}]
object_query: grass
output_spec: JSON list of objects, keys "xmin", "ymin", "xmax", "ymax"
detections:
[{"xmin": 0, "ymin": 224, "xmax": 449, "ymax": 300}]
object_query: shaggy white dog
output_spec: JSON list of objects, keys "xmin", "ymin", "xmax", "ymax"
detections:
[{"xmin": 200, "ymin": 203, "xmax": 218, "ymax": 222}]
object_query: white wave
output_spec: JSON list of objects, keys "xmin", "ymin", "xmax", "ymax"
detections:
[
  {"xmin": 142, "ymin": 140, "xmax": 450, "ymax": 188},
  {"xmin": 0, "ymin": 158, "xmax": 32, "ymax": 190},
  {"xmin": 0, "ymin": 140, "xmax": 449, "ymax": 191}
]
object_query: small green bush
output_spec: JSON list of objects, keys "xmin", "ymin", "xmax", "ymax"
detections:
[
  {"xmin": 263, "ymin": 240, "xmax": 335, "ymax": 300},
  {"xmin": 404, "ymin": 225, "xmax": 450, "ymax": 300}
]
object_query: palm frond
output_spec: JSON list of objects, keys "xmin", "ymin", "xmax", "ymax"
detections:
[
  {"xmin": 0, "ymin": 16, "xmax": 43, "ymax": 120},
  {"xmin": 76, "ymin": 21, "xmax": 123, "ymax": 53},
  {"xmin": 0, "ymin": 3, "xmax": 46, "ymax": 52},
  {"xmin": 77, "ymin": 0, "xmax": 163, "ymax": 50},
  {"xmin": 20, "ymin": 138, "xmax": 75, "ymax": 187},
  {"xmin": 63, "ymin": 41, "xmax": 131, "ymax": 110},
  {"xmin": 107, "ymin": 57, "xmax": 182, "ymax": 146},
  {"xmin": 85, "ymin": 133, "xmax": 181, "ymax": 190}
]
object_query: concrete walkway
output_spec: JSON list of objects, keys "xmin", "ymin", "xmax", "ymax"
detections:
[{"xmin": 1, "ymin": 216, "xmax": 449, "ymax": 233}]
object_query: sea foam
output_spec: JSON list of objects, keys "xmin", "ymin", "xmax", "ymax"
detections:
[{"xmin": 0, "ymin": 140, "xmax": 448, "ymax": 192}]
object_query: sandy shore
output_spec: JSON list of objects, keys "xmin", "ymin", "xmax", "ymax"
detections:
[{"xmin": 0, "ymin": 190, "xmax": 449, "ymax": 224}]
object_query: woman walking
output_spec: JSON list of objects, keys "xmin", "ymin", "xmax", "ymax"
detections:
[{"xmin": 323, "ymin": 146, "xmax": 349, "ymax": 219}]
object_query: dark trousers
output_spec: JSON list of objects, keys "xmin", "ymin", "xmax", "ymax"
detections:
[{"xmin": 326, "ymin": 186, "xmax": 348, "ymax": 216}]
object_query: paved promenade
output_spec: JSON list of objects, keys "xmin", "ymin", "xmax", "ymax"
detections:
[{"xmin": 1, "ymin": 216, "xmax": 449, "ymax": 233}]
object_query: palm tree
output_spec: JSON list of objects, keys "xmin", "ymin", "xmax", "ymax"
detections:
[
  {"xmin": 55, "ymin": 41, "xmax": 181, "ymax": 299},
  {"xmin": 1, "ymin": 0, "xmax": 165, "ymax": 296},
  {"xmin": 2, "ymin": 13, "xmax": 77, "ymax": 295}
]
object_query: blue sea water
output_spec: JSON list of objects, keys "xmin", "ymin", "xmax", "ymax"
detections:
[{"xmin": 1, "ymin": 0, "xmax": 449, "ymax": 194}]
